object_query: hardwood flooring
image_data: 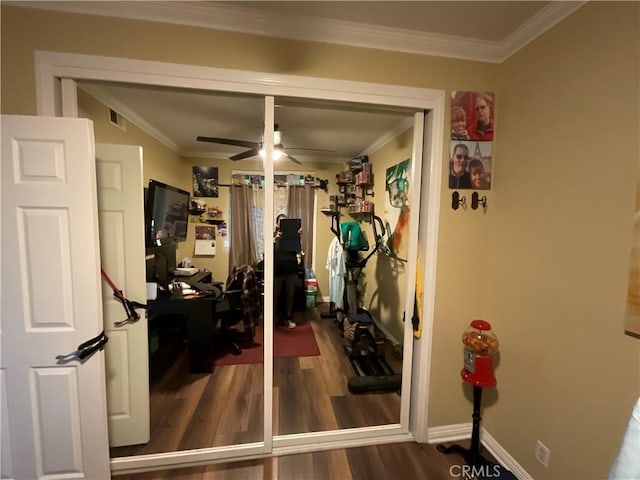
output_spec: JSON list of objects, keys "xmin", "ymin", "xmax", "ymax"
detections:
[
  {"xmin": 115, "ymin": 441, "xmax": 475, "ymax": 479},
  {"xmin": 110, "ymin": 306, "xmax": 476, "ymax": 479},
  {"xmin": 111, "ymin": 306, "xmax": 402, "ymax": 458}
]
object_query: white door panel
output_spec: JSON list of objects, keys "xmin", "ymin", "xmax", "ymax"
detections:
[
  {"xmin": 1, "ymin": 115, "xmax": 110, "ymax": 479},
  {"xmin": 96, "ymin": 144, "xmax": 149, "ymax": 447}
]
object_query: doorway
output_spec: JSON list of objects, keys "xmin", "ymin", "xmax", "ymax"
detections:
[{"xmin": 38, "ymin": 50, "xmax": 443, "ymax": 474}]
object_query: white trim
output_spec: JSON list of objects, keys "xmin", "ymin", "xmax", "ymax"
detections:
[
  {"xmin": 360, "ymin": 117, "xmax": 414, "ymax": 158},
  {"xmin": 263, "ymin": 98, "xmax": 275, "ymax": 453},
  {"xmin": 44, "ymin": 50, "xmax": 443, "ymax": 471},
  {"xmin": 12, "ymin": 1, "xmax": 585, "ymax": 63},
  {"xmin": 312, "ymin": 189, "xmax": 318, "ymax": 276},
  {"xmin": 274, "ymin": 429, "xmax": 414, "ymax": 456},
  {"xmin": 60, "ymin": 78, "xmax": 78, "ymax": 117},
  {"xmin": 482, "ymin": 430, "xmax": 534, "ymax": 480},
  {"xmin": 113, "ymin": 425, "xmax": 532, "ymax": 478},
  {"xmin": 110, "ymin": 442, "xmax": 266, "ymax": 474},
  {"xmin": 427, "ymin": 424, "xmax": 533, "ymax": 480},
  {"xmin": 396, "ymin": 111, "xmax": 424, "ymax": 428},
  {"xmin": 274, "ymin": 424, "xmax": 407, "ymax": 449},
  {"xmin": 112, "ymin": 430, "xmax": 415, "ymax": 475},
  {"xmin": 427, "ymin": 423, "xmax": 473, "ymax": 444},
  {"xmin": 498, "ymin": 1, "xmax": 587, "ymax": 63},
  {"xmin": 409, "ymin": 106, "xmax": 444, "ymax": 443},
  {"xmin": 35, "ymin": 52, "xmax": 440, "ymax": 113}
]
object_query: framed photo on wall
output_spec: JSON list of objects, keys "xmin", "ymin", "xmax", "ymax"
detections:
[
  {"xmin": 193, "ymin": 166, "xmax": 219, "ymax": 197},
  {"xmin": 449, "ymin": 91, "xmax": 495, "ymax": 191}
]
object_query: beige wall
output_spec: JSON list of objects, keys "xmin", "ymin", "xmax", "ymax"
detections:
[
  {"xmin": 365, "ymin": 128, "xmax": 414, "ymax": 343},
  {"xmin": 178, "ymin": 155, "xmax": 338, "ymax": 287},
  {"xmin": 2, "ymin": 4, "xmax": 639, "ymax": 478},
  {"xmin": 485, "ymin": 3, "xmax": 640, "ymax": 478}
]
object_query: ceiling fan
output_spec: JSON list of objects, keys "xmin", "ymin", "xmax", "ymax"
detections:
[{"xmin": 196, "ymin": 124, "xmax": 333, "ymax": 165}]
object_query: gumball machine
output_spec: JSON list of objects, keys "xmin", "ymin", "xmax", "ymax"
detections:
[
  {"xmin": 461, "ymin": 319, "xmax": 499, "ymax": 388},
  {"xmin": 438, "ymin": 320, "xmax": 499, "ymax": 468}
]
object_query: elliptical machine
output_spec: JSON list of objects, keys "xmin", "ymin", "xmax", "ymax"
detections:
[{"xmin": 328, "ymin": 212, "xmax": 402, "ymax": 394}]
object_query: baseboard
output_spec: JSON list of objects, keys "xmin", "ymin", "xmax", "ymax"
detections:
[
  {"xmin": 427, "ymin": 423, "xmax": 473, "ymax": 443},
  {"xmin": 426, "ymin": 424, "xmax": 533, "ymax": 480},
  {"xmin": 480, "ymin": 429, "xmax": 533, "ymax": 480}
]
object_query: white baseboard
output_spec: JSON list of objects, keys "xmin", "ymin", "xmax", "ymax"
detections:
[
  {"xmin": 480, "ymin": 429, "xmax": 533, "ymax": 480},
  {"xmin": 427, "ymin": 423, "xmax": 472, "ymax": 443},
  {"xmin": 426, "ymin": 424, "xmax": 533, "ymax": 480}
]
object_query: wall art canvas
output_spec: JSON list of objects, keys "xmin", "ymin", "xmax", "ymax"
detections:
[
  {"xmin": 193, "ymin": 166, "xmax": 219, "ymax": 197},
  {"xmin": 625, "ymin": 179, "xmax": 640, "ymax": 335},
  {"xmin": 385, "ymin": 158, "xmax": 411, "ymax": 258},
  {"xmin": 449, "ymin": 91, "xmax": 495, "ymax": 190}
]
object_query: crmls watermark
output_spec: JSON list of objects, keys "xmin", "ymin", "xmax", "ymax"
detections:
[{"xmin": 449, "ymin": 464, "xmax": 503, "ymax": 479}]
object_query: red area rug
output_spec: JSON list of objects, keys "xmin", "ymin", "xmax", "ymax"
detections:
[{"xmin": 214, "ymin": 322, "xmax": 320, "ymax": 366}]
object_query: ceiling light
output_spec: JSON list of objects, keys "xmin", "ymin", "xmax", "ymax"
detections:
[{"xmin": 259, "ymin": 147, "xmax": 283, "ymax": 160}]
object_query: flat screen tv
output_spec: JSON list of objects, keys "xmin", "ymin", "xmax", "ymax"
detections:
[{"xmin": 145, "ymin": 180, "xmax": 190, "ymax": 247}]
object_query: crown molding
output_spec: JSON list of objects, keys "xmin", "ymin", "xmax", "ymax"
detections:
[
  {"xmin": 8, "ymin": 1, "xmax": 586, "ymax": 64},
  {"xmin": 361, "ymin": 116, "xmax": 414, "ymax": 158},
  {"xmin": 78, "ymin": 83, "xmax": 182, "ymax": 153},
  {"xmin": 498, "ymin": 1, "xmax": 588, "ymax": 62}
]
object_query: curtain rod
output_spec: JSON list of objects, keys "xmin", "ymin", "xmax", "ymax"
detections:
[{"xmin": 217, "ymin": 182, "xmax": 328, "ymax": 190}]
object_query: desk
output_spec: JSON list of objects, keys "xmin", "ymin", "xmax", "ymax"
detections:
[{"xmin": 148, "ymin": 270, "xmax": 219, "ymax": 374}]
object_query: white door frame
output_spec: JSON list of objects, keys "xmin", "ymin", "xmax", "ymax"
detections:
[{"xmin": 35, "ymin": 50, "xmax": 444, "ymax": 474}]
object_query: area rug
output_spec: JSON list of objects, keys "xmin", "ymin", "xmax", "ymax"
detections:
[{"xmin": 214, "ymin": 322, "xmax": 320, "ymax": 366}]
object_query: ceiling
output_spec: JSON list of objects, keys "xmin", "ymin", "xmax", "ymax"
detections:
[
  {"xmin": 20, "ymin": 1, "xmax": 584, "ymax": 163},
  {"xmin": 79, "ymin": 81, "xmax": 416, "ymax": 163}
]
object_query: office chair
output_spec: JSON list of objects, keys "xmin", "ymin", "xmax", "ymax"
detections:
[
  {"xmin": 214, "ymin": 286, "xmax": 245, "ymax": 356},
  {"xmin": 214, "ymin": 265, "xmax": 262, "ymax": 356}
]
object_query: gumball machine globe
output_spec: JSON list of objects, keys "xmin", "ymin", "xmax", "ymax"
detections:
[{"xmin": 462, "ymin": 319, "xmax": 499, "ymax": 356}]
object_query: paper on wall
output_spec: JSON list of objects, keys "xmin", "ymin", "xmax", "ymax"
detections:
[{"xmin": 194, "ymin": 239, "xmax": 216, "ymax": 256}]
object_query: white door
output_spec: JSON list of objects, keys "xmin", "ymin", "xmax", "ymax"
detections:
[
  {"xmin": 1, "ymin": 115, "xmax": 110, "ymax": 479},
  {"xmin": 96, "ymin": 144, "xmax": 149, "ymax": 447}
]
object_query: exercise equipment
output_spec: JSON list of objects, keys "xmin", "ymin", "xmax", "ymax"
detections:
[{"xmin": 327, "ymin": 212, "xmax": 402, "ymax": 394}]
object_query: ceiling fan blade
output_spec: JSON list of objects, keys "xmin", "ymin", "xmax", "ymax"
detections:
[
  {"xmin": 283, "ymin": 152, "xmax": 302, "ymax": 165},
  {"xmin": 196, "ymin": 136, "xmax": 258, "ymax": 149},
  {"xmin": 230, "ymin": 149, "xmax": 259, "ymax": 161}
]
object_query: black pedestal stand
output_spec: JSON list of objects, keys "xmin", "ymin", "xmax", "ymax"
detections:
[{"xmin": 437, "ymin": 385, "xmax": 495, "ymax": 466}]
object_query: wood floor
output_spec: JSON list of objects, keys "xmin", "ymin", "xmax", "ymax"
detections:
[
  {"xmin": 111, "ymin": 305, "xmax": 484, "ymax": 478},
  {"xmin": 111, "ymin": 305, "xmax": 402, "ymax": 458},
  {"xmin": 116, "ymin": 440, "xmax": 474, "ymax": 479}
]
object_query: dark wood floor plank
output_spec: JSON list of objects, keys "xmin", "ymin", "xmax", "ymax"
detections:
[
  {"xmin": 275, "ymin": 357, "xmax": 309, "ymax": 434},
  {"xmin": 300, "ymin": 366, "xmax": 340, "ymax": 433},
  {"xmin": 277, "ymin": 451, "xmax": 314, "ymax": 480},
  {"xmin": 311, "ymin": 448, "xmax": 353, "ymax": 480},
  {"xmin": 344, "ymin": 444, "xmax": 390, "ymax": 480}
]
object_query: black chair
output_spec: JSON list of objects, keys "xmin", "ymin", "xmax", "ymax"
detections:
[
  {"xmin": 214, "ymin": 286, "xmax": 245, "ymax": 356},
  {"xmin": 213, "ymin": 265, "xmax": 261, "ymax": 356}
]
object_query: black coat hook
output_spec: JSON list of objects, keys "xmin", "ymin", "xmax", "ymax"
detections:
[
  {"xmin": 452, "ymin": 191, "xmax": 467, "ymax": 210},
  {"xmin": 471, "ymin": 192, "xmax": 487, "ymax": 211}
]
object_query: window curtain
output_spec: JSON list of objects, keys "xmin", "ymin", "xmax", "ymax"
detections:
[
  {"xmin": 230, "ymin": 183, "xmax": 314, "ymax": 272},
  {"xmin": 249, "ymin": 185, "xmax": 265, "ymax": 263},
  {"xmin": 287, "ymin": 185, "xmax": 315, "ymax": 267},
  {"xmin": 274, "ymin": 185, "xmax": 289, "ymax": 219},
  {"xmin": 229, "ymin": 185, "xmax": 257, "ymax": 272}
]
